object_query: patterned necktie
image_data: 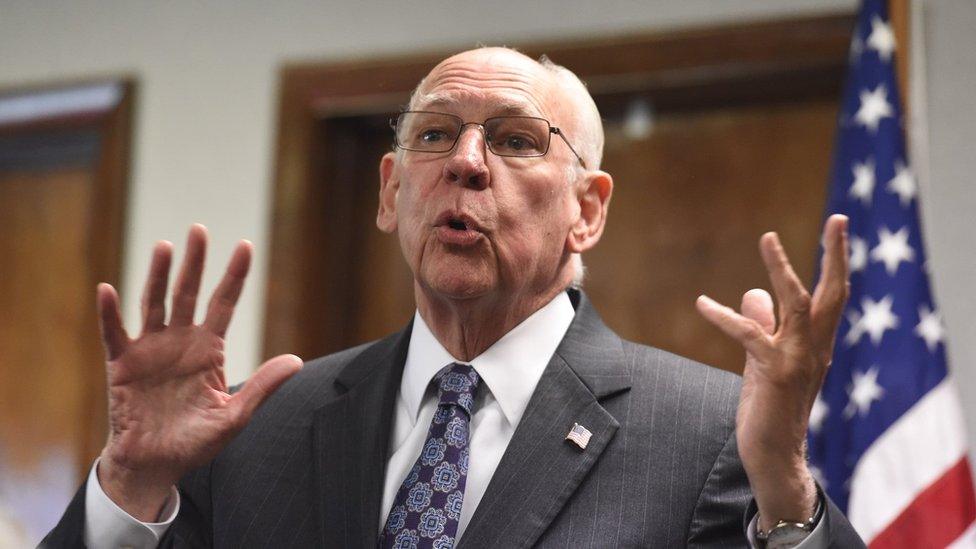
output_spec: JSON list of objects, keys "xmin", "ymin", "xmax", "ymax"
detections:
[{"xmin": 379, "ymin": 363, "xmax": 480, "ymax": 549}]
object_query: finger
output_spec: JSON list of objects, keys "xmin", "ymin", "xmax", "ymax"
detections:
[
  {"xmin": 758, "ymin": 232, "xmax": 812, "ymax": 329},
  {"xmin": 203, "ymin": 240, "xmax": 252, "ymax": 338},
  {"xmin": 741, "ymin": 288, "xmax": 776, "ymax": 335},
  {"xmin": 170, "ymin": 224, "xmax": 208, "ymax": 326},
  {"xmin": 812, "ymin": 215, "xmax": 850, "ymax": 329},
  {"xmin": 97, "ymin": 283, "xmax": 130, "ymax": 360},
  {"xmin": 140, "ymin": 241, "xmax": 174, "ymax": 333},
  {"xmin": 696, "ymin": 295, "xmax": 772, "ymax": 359},
  {"xmin": 228, "ymin": 354, "xmax": 303, "ymax": 424}
]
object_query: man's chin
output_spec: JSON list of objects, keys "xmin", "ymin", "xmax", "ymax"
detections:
[{"xmin": 418, "ymin": 269, "xmax": 496, "ymax": 302}]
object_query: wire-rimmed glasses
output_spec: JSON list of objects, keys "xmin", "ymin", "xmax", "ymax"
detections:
[{"xmin": 391, "ymin": 111, "xmax": 586, "ymax": 169}]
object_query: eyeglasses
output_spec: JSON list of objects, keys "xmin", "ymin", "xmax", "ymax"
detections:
[{"xmin": 390, "ymin": 111, "xmax": 587, "ymax": 169}]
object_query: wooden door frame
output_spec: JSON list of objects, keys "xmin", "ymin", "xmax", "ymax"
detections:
[
  {"xmin": 263, "ymin": 13, "xmax": 857, "ymax": 360},
  {"xmin": 0, "ymin": 78, "xmax": 135, "ymax": 474}
]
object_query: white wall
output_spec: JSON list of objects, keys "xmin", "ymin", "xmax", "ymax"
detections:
[
  {"xmin": 2, "ymin": 1, "xmax": 973, "ymax": 446},
  {"xmin": 912, "ymin": 0, "xmax": 976, "ymax": 447}
]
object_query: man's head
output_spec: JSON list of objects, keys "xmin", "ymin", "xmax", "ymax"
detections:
[{"xmin": 377, "ymin": 47, "xmax": 613, "ymax": 314}]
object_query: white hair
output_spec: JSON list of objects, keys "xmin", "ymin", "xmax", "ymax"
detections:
[
  {"xmin": 535, "ymin": 54, "xmax": 604, "ymax": 171},
  {"xmin": 536, "ymin": 55, "xmax": 599, "ymax": 289},
  {"xmin": 569, "ymin": 253, "xmax": 586, "ymax": 289}
]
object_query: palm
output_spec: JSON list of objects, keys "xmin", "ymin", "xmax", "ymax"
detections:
[
  {"xmin": 106, "ymin": 328, "xmax": 228, "ymax": 471},
  {"xmin": 97, "ymin": 225, "xmax": 301, "ymax": 487}
]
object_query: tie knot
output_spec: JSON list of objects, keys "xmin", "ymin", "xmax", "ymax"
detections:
[{"xmin": 435, "ymin": 363, "xmax": 480, "ymax": 415}]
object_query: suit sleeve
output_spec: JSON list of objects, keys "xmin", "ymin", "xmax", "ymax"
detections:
[
  {"xmin": 39, "ymin": 462, "xmax": 215, "ymax": 549},
  {"xmin": 154, "ymin": 464, "xmax": 215, "ymax": 547},
  {"xmin": 686, "ymin": 430, "xmax": 866, "ymax": 548},
  {"xmin": 686, "ymin": 429, "xmax": 753, "ymax": 547},
  {"xmin": 38, "ymin": 477, "xmax": 88, "ymax": 548}
]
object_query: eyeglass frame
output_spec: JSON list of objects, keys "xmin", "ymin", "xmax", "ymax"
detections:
[{"xmin": 389, "ymin": 110, "xmax": 587, "ymax": 170}]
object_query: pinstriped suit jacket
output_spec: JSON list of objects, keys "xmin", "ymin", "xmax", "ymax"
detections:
[{"xmin": 44, "ymin": 290, "xmax": 862, "ymax": 547}]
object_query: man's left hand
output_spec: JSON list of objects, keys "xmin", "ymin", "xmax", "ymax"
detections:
[{"xmin": 695, "ymin": 214, "xmax": 850, "ymax": 530}]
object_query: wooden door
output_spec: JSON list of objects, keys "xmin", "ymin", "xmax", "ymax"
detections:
[
  {"xmin": 0, "ymin": 82, "xmax": 131, "ymax": 545},
  {"xmin": 587, "ymin": 100, "xmax": 835, "ymax": 372}
]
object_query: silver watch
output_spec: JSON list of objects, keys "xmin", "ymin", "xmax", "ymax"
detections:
[{"xmin": 756, "ymin": 497, "xmax": 824, "ymax": 549}]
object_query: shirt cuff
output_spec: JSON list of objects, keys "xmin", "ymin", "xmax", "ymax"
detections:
[
  {"xmin": 83, "ymin": 458, "xmax": 180, "ymax": 549},
  {"xmin": 746, "ymin": 497, "xmax": 828, "ymax": 549}
]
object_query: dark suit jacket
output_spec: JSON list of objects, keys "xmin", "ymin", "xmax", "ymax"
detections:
[{"xmin": 44, "ymin": 290, "xmax": 863, "ymax": 548}]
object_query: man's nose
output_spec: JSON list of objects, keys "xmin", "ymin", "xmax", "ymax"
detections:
[{"xmin": 442, "ymin": 125, "xmax": 490, "ymax": 190}]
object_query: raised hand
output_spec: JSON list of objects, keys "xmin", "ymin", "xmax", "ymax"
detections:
[
  {"xmin": 695, "ymin": 214, "xmax": 850, "ymax": 529},
  {"xmin": 95, "ymin": 225, "xmax": 302, "ymax": 521}
]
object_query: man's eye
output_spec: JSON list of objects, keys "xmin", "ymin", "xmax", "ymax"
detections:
[
  {"xmin": 420, "ymin": 129, "xmax": 448, "ymax": 143},
  {"xmin": 495, "ymin": 134, "xmax": 537, "ymax": 152}
]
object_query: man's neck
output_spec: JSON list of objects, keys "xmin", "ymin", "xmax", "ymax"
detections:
[{"xmin": 415, "ymin": 285, "xmax": 567, "ymax": 361}]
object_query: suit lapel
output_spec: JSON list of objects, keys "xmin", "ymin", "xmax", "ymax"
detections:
[
  {"xmin": 312, "ymin": 325, "xmax": 410, "ymax": 548},
  {"xmin": 459, "ymin": 291, "xmax": 632, "ymax": 548}
]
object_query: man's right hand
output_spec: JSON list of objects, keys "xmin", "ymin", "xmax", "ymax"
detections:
[{"xmin": 94, "ymin": 224, "xmax": 302, "ymax": 521}]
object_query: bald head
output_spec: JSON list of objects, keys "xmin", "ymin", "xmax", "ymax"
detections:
[{"xmin": 408, "ymin": 47, "xmax": 605, "ymax": 170}]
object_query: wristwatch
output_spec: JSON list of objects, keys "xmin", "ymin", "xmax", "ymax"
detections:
[{"xmin": 756, "ymin": 496, "xmax": 824, "ymax": 549}]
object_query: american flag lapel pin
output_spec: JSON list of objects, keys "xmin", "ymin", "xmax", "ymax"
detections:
[{"xmin": 565, "ymin": 422, "xmax": 592, "ymax": 450}]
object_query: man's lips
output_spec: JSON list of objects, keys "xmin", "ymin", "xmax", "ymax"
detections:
[{"xmin": 433, "ymin": 212, "xmax": 485, "ymax": 246}]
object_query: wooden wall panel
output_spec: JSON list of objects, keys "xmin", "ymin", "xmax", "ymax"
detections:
[{"xmin": 588, "ymin": 101, "xmax": 837, "ymax": 373}]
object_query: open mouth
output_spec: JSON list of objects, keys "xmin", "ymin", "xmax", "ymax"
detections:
[{"xmin": 435, "ymin": 212, "xmax": 483, "ymax": 246}]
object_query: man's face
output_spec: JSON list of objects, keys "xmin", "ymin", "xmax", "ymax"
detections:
[{"xmin": 377, "ymin": 49, "xmax": 600, "ymax": 307}]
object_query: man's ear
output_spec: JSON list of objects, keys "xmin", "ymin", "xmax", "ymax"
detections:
[
  {"xmin": 377, "ymin": 152, "xmax": 399, "ymax": 233},
  {"xmin": 567, "ymin": 169, "xmax": 613, "ymax": 253}
]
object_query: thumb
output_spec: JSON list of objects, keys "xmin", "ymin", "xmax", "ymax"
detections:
[
  {"xmin": 741, "ymin": 288, "xmax": 776, "ymax": 335},
  {"xmin": 229, "ymin": 354, "xmax": 303, "ymax": 424}
]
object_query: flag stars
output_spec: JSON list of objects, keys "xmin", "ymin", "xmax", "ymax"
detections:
[
  {"xmin": 866, "ymin": 15, "xmax": 896, "ymax": 62},
  {"xmin": 845, "ymin": 295, "xmax": 899, "ymax": 346},
  {"xmin": 809, "ymin": 393, "xmax": 829, "ymax": 433},
  {"xmin": 915, "ymin": 305, "xmax": 946, "ymax": 352},
  {"xmin": 844, "ymin": 366, "xmax": 885, "ymax": 418},
  {"xmin": 849, "ymin": 235, "xmax": 868, "ymax": 273},
  {"xmin": 849, "ymin": 158, "xmax": 876, "ymax": 206},
  {"xmin": 855, "ymin": 85, "xmax": 894, "ymax": 133},
  {"xmin": 871, "ymin": 226, "xmax": 915, "ymax": 275},
  {"xmin": 886, "ymin": 161, "xmax": 917, "ymax": 206}
]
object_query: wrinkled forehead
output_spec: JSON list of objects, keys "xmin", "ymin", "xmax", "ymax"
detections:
[{"xmin": 412, "ymin": 49, "xmax": 566, "ymax": 121}]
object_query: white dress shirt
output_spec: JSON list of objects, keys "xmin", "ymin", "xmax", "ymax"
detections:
[
  {"xmin": 378, "ymin": 292, "xmax": 575, "ymax": 538},
  {"xmin": 82, "ymin": 291, "xmax": 825, "ymax": 547}
]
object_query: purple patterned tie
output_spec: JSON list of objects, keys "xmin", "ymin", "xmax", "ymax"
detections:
[{"xmin": 379, "ymin": 363, "xmax": 480, "ymax": 549}]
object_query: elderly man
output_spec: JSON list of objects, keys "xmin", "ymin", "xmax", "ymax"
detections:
[{"xmin": 45, "ymin": 48, "xmax": 862, "ymax": 548}]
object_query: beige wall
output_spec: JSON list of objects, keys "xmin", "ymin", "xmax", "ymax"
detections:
[{"xmin": 2, "ymin": 1, "xmax": 974, "ymax": 444}]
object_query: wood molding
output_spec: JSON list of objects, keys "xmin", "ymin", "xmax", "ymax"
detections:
[
  {"xmin": 82, "ymin": 80, "xmax": 135, "ymax": 474},
  {"xmin": 0, "ymin": 78, "xmax": 134, "ymax": 478},
  {"xmin": 264, "ymin": 13, "xmax": 855, "ymax": 360},
  {"xmin": 890, "ymin": 0, "xmax": 911, "ymax": 110}
]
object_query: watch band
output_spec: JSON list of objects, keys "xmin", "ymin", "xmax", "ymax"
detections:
[{"xmin": 756, "ymin": 496, "xmax": 824, "ymax": 548}]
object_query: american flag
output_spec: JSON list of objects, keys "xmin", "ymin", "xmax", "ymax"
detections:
[
  {"xmin": 565, "ymin": 423, "xmax": 592, "ymax": 450},
  {"xmin": 807, "ymin": 0, "xmax": 976, "ymax": 546}
]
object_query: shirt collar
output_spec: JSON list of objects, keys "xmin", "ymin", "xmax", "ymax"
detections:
[{"xmin": 401, "ymin": 291, "xmax": 575, "ymax": 428}]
